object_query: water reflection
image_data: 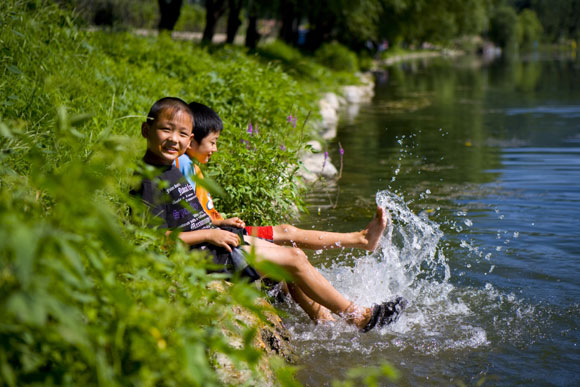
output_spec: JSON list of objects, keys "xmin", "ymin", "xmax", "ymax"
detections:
[{"xmin": 294, "ymin": 54, "xmax": 580, "ymax": 385}]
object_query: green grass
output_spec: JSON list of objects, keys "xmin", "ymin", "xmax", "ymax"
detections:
[{"xmin": 0, "ymin": 0, "xmax": 360, "ymax": 385}]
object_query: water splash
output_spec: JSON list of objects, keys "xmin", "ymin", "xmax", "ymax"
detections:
[{"xmin": 287, "ymin": 189, "xmax": 491, "ymax": 353}]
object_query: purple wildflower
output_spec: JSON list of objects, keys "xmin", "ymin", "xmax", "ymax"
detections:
[
  {"xmin": 322, "ymin": 151, "xmax": 328, "ymax": 170},
  {"xmin": 280, "ymin": 144, "xmax": 286, "ymax": 151},
  {"xmin": 248, "ymin": 122, "xmax": 253, "ymax": 135},
  {"xmin": 287, "ymin": 114, "xmax": 297, "ymax": 128}
]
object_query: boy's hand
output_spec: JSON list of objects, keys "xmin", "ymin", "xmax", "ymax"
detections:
[
  {"xmin": 208, "ymin": 229, "xmax": 240, "ymax": 252},
  {"xmin": 214, "ymin": 217, "xmax": 246, "ymax": 229}
]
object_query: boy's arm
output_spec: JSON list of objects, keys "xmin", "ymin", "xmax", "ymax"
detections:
[
  {"xmin": 213, "ymin": 217, "xmax": 246, "ymax": 228},
  {"xmin": 169, "ymin": 228, "xmax": 241, "ymax": 252}
]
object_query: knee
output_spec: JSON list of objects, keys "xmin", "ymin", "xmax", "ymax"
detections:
[{"xmin": 287, "ymin": 248, "xmax": 310, "ymax": 274}]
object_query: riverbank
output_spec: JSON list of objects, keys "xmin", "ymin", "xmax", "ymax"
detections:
[
  {"xmin": 380, "ymin": 48, "xmax": 464, "ymax": 66},
  {"xmin": 0, "ymin": 2, "xmax": 373, "ymax": 385}
]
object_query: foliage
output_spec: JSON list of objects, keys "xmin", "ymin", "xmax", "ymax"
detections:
[
  {"xmin": 315, "ymin": 42, "xmax": 359, "ymax": 73},
  {"xmin": 256, "ymin": 40, "xmax": 359, "ymax": 87},
  {"xmin": 66, "ymin": 0, "xmax": 205, "ymax": 31},
  {"xmin": 488, "ymin": 5, "xmax": 520, "ymax": 49},
  {"xmin": 332, "ymin": 362, "xmax": 400, "ymax": 387},
  {"xmin": 0, "ymin": 0, "xmax": 356, "ymax": 385},
  {"xmin": 517, "ymin": 9, "xmax": 543, "ymax": 48},
  {"xmin": 174, "ymin": 2, "xmax": 206, "ymax": 32},
  {"xmin": 528, "ymin": 0, "xmax": 580, "ymax": 42}
]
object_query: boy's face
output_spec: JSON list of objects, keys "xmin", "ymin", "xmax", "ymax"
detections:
[
  {"xmin": 141, "ymin": 108, "xmax": 193, "ymax": 165},
  {"xmin": 186, "ymin": 131, "xmax": 220, "ymax": 164}
]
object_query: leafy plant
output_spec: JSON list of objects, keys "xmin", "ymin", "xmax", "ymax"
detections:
[{"xmin": 315, "ymin": 42, "xmax": 360, "ymax": 73}]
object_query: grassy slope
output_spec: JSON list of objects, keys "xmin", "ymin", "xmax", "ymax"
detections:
[{"xmin": 0, "ymin": 1, "xmax": 355, "ymax": 385}]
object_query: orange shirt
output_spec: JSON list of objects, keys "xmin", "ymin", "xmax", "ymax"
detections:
[{"xmin": 175, "ymin": 157, "xmax": 223, "ymax": 221}]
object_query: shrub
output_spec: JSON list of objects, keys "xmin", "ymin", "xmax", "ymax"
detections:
[
  {"xmin": 489, "ymin": 5, "xmax": 520, "ymax": 49},
  {"xmin": 174, "ymin": 2, "xmax": 206, "ymax": 32},
  {"xmin": 315, "ymin": 41, "xmax": 359, "ymax": 73},
  {"xmin": 257, "ymin": 39, "xmax": 304, "ymax": 63},
  {"xmin": 517, "ymin": 9, "xmax": 543, "ymax": 49}
]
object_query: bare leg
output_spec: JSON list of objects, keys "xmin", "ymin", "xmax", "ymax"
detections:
[
  {"xmin": 271, "ymin": 207, "xmax": 388, "ymax": 251},
  {"xmin": 243, "ymin": 236, "xmax": 370, "ymax": 328},
  {"xmin": 284, "ymin": 282, "xmax": 335, "ymax": 323}
]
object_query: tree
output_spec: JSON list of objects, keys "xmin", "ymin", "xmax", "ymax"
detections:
[
  {"xmin": 158, "ymin": 0, "xmax": 183, "ymax": 32},
  {"xmin": 489, "ymin": 5, "xmax": 519, "ymax": 49},
  {"xmin": 245, "ymin": 0, "xmax": 260, "ymax": 49},
  {"xmin": 279, "ymin": 0, "xmax": 303, "ymax": 46},
  {"xmin": 226, "ymin": 0, "xmax": 244, "ymax": 44},
  {"xmin": 517, "ymin": 9, "xmax": 543, "ymax": 48},
  {"xmin": 202, "ymin": 0, "xmax": 228, "ymax": 44}
]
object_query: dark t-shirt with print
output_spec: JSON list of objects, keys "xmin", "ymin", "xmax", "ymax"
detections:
[
  {"xmin": 135, "ymin": 164, "xmax": 213, "ymax": 232},
  {"xmin": 132, "ymin": 163, "xmax": 259, "ymax": 281}
]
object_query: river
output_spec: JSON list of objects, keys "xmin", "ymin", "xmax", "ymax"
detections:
[{"xmin": 284, "ymin": 53, "xmax": 580, "ymax": 385}]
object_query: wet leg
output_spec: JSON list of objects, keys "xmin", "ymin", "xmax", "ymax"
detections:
[
  {"xmin": 271, "ymin": 207, "xmax": 388, "ymax": 251},
  {"xmin": 285, "ymin": 282, "xmax": 335, "ymax": 323},
  {"xmin": 242, "ymin": 236, "xmax": 371, "ymax": 328}
]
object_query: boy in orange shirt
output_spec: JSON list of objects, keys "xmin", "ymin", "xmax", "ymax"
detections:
[{"xmin": 176, "ymin": 101, "xmax": 389, "ymax": 252}]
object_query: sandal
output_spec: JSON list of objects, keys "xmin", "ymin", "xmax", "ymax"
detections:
[
  {"xmin": 360, "ymin": 303, "xmax": 384, "ymax": 333},
  {"xmin": 361, "ymin": 296, "xmax": 407, "ymax": 333},
  {"xmin": 378, "ymin": 296, "xmax": 407, "ymax": 328}
]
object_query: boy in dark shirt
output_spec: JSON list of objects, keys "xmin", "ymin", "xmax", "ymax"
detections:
[{"xmin": 135, "ymin": 97, "xmax": 405, "ymax": 332}]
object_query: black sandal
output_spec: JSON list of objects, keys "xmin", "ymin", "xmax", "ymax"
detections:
[
  {"xmin": 361, "ymin": 303, "xmax": 384, "ymax": 332},
  {"xmin": 361, "ymin": 296, "xmax": 407, "ymax": 333},
  {"xmin": 378, "ymin": 296, "xmax": 407, "ymax": 327}
]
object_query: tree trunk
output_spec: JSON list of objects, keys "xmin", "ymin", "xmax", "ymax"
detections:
[
  {"xmin": 305, "ymin": 12, "xmax": 335, "ymax": 51},
  {"xmin": 158, "ymin": 0, "xmax": 183, "ymax": 32},
  {"xmin": 226, "ymin": 0, "xmax": 243, "ymax": 44},
  {"xmin": 202, "ymin": 0, "xmax": 228, "ymax": 45},
  {"xmin": 245, "ymin": 0, "xmax": 260, "ymax": 50},
  {"xmin": 279, "ymin": 0, "xmax": 299, "ymax": 45},
  {"xmin": 245, "ymin": 15, "xmax": 260, "ymax": 50}
]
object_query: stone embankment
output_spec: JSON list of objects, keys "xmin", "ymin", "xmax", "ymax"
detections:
[
  {"xmin": 209, "ymin": 282, "xmax": 296, "ymax": 386},
  {"xmin": 299, "ymin": 73, "xmax": 375, "ymax": 181}
]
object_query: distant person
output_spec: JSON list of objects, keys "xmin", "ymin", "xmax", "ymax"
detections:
[{"xmin": 134, "ymin": 97, "xmax": 406, "ymax": 331}]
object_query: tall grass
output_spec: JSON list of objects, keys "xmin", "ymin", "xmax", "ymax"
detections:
[{"xmin": 0, "ymin": 0, "xmax": 355, "ymax": 384}]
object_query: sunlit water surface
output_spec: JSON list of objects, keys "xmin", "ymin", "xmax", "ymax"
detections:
[{"xmin": 284, "ymin": 54, "xmax": 580, "ymax": 385}]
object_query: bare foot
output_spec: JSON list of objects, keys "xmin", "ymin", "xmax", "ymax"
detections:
[
  {"xmin": 342, "ymin": 303, "xmax": 372, "ymax": 329},
  {"xmin": 362, "ymin": 206, "xmax": 388, "ymax": 251}
]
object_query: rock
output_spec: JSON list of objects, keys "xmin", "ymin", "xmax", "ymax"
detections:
[
  {"xmin": 319, "ymin": 99, "xmax": 338, "ymax": 133},
  {"xmin": 299, "ymin": 72, "xmax": 375, "ymax": 181},
  {"xmin": 208, "ymin": 281, "xmax": 297, "ymax": 386},
  {"xmin": 322, "ymin": 92, "xmax": 340, "ymax": 110},
  {"xmin": 299, "ymin": 152, "xmax": 338, "ymax": 182}
]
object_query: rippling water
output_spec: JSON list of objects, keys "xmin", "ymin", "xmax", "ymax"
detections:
[{"xmin": 289, "ymin": 54, "xmax": 580, "ymax": 385}]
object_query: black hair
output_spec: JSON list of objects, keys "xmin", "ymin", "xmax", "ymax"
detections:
[
  {"xmin": 146, "ymin": 97, "xmax": 193, "ymax": 124},
  {"xmin": 188, "ymin": 101, "xmax": 223, "ymax": 143}
]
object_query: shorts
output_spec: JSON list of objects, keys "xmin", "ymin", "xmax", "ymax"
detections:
[
  {"xmin": 245, "ymin": 225, "xmax": 274, "ymax": 242},
  {"xmin": 196, "ymin": 226, "xmax": 260, "ymax": 282}
]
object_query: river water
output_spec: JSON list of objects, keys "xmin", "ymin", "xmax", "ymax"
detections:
[{"xmin": 287, "ymin": 53, "xmax": 580, "ymax": 385}]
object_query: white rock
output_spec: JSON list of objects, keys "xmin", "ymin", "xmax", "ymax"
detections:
[
  {"xmin": 299, "ymin": 152, "xmax": 338, "ymax": 182},
  {"xmin": 318, "ymin": 99, "xmax": 338, "ymax": 136},
  {"xmin": 322, "ymin": 92, "xmax": 340, "ymax": 110},
  {"xmin": 306, "ymin": 140, "xmax": 322, "ymax": 152}
]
